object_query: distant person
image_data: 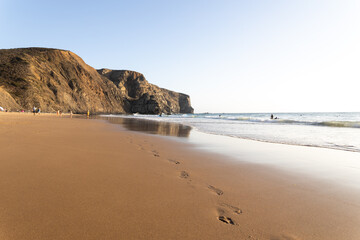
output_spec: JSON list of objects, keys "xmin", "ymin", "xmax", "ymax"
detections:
[
  {"xmin": 70, "ymin": 111, "xmax": 73, "ymax": 118},
  {"xmin": 37, "ymin": 108, "xmax": 41, "ymax": 114},
  {"xmin": 33, "ymin": 106, "xmax": 37, "ymax": 115},
  {"xmin": 270, "ymin": 114, "xmax": 274, "ymax": 119}
]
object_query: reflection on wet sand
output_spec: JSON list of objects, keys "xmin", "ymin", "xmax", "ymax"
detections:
[{"xmin": 101, "ymin": 117, "xmax": 192, "ymax": 138}]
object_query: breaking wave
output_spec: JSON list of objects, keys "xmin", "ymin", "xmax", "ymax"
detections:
[
  {"xmin": 204, "ymin": 116, "xmax": 360, "ymax": 129},
  {"xmin": 101, "ymin": 112, "xmax": 360, "ymax": 153}
]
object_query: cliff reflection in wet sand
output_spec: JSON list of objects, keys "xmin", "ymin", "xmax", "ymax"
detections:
[{"xmin": 101, "ymin": 117, "xmax": 192, "ymax": 138}]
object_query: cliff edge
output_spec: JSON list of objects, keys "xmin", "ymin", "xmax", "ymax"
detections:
[
  {"xmin": 0, "ymin": 48, "xmax": 194, "ymax": 114},
  {"xmin": 97, "ymin": 69, "xmax": 193, "ymax": 114}
]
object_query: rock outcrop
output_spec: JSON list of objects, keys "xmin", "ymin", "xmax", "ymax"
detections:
[
  {"xmin": 0, "ymin": 48, "xmax": 194, "ymax": 114},
  {"xmin": 97, "ymin": 69, "xmax": 193, "ymax": 114}
]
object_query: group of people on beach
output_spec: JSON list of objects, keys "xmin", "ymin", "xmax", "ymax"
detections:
[
  {"xmin": 32, "ymin": 106, "xmax": 41, "ymax": 115},
  {"xmin": 0, "ymin": 106, "xmax": 79, "ymax": 118}
]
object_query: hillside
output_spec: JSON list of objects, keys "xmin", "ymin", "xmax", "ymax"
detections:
[{"xmin": 0, "ymin": 48, "xmax": 193, "ymax": 114}]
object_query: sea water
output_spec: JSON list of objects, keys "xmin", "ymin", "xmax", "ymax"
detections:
[
  {"xmin": 102, "ymin": 112, "xmax": 360, "ymax": 153},
  {"xmin": 101, "ymin": 112, "xmax": 360, "ymax": 189}
]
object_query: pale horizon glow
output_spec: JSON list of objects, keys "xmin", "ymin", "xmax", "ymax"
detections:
[{"xmin": 1, "ymin": 0, "xmax": 359, "ymax": 113}]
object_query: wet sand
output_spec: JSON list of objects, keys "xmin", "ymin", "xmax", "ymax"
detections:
[{"xmin": 0, "ymin": 112, "xmax": 360, "ymax": 240}]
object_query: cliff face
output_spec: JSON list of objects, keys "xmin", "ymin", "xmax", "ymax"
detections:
[
  {"xmin": 97, "ymin": 69, "xmax": 193, "ymax": 114},
  {"xmin": 0, "ymin": 48, "xmax": 193, "ymax": 114}
]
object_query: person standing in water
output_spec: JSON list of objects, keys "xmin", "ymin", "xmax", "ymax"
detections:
[{"xmin": 270, "ymin": 114, "xmax": 274, "ymax": 119}]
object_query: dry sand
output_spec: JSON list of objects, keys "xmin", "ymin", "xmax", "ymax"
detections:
[{"xmin": 0, "ymin": 112, "xmax": 359, "ymax": 240}]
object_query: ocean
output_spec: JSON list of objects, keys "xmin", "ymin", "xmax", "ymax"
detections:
[{"xmin": 102, "ymin": 112, "xmax": 360, "ymax": 153}]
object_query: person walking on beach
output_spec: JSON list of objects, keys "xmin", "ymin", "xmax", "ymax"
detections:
[{"xmin": 33, "ymin": 106, "xmax": 36, "ymax": 116}]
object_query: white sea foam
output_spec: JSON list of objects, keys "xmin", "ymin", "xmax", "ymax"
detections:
[{"xmin": 101, "ymin": 112, "xmax": 360, "ymax": 153}]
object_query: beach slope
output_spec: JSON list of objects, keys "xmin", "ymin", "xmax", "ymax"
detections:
[{"xmin": 0, "ymin": 112, "xmax": 359, "ymax": 239}]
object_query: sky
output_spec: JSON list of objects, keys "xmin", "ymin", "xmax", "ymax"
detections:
[{"xmin": 0, "ymin": 0, "xmax": 359, "ymax": 113}]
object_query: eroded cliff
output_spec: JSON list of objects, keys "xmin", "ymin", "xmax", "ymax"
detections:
[
  {"xmin": 97, "ymin": 69, "xmax": 193, "ymax": 114},
  {"xmin": 0, "ymin": 48, "xmax": 193, "ymax": 114}
]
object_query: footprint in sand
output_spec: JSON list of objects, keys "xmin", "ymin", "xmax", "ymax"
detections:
[
  {"xmin": 180, "ymin": 171, "xmax": 189, "ymax": 179},
  {"xmin": 218, "ymin": 216, "xmax": 235, "ymax": 225},
  {"xmin": 208, "ymin": 185, "xmax": 223, "ymax": 196},
  {"xmin": 152, "ymin": 150, "xmax": 160, "ymax": 157},
  {"xmin": 137, "ymin": 144, "xmax": 145, "ymax": 150},
  {"xmin": 221, "ymin": 203, "xmax": 243, "ymax": 215},
  {"xmin": 168, "ymin": 159, "xmax": 180, "ymax": 164}
]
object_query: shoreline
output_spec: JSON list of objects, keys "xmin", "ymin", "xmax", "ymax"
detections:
[
  {"xmin": 104, "ymin": 112, "xmax": 360, "ymax": 154},
  {"xmin": 0, "ymin": 112, "xmax": 360, "ymax": 239},
  {"xmin": 102, "ymin": 115, "xmax": 360, "ymax": 192}
]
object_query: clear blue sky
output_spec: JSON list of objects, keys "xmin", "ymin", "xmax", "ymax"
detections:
[{"xmin": 1, "ymin": 0, "xmax": 359, "ymax": 113}]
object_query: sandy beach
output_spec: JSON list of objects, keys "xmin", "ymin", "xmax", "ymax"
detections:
[{"xmin": 0, "ymin": 112, "xmax": 360, "ymax": 240}]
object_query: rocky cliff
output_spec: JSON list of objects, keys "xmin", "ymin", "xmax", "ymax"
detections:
[
  {"xmin": 97, "ymin": 69, "xmax": 193, "ymax": 114},
  {"xmin": 0, "ymin": 48, "xmax": 193, "ymax": 114}
]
